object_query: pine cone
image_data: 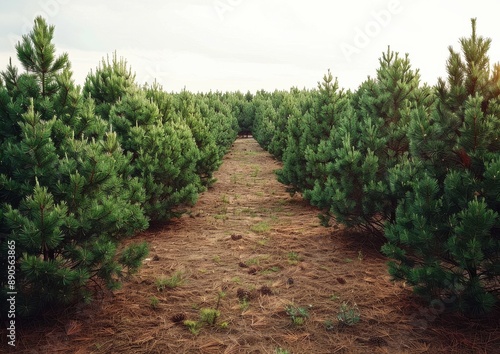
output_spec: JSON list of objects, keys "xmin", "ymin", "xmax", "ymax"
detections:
[
  {"xmin": 337, "ymin": 277, "xmax": 346, "ymax": 284},
  {"xmin": 368, "ymin": 337, "xmax": 388, "ymax": 346},
  {"xmin": 248, "ymin": 267, "xmax": 258, "ymax": 275},
  {"xmin": 236, "ymin": 288, "xmax": 250, "ymax": 300},
  {"xmin": 259, "ymin": 286, "xmax": 272, "ymax": 295},
  {"xmin": 171, "ymin": 313, "xmax": 186, "ymax": 323}
]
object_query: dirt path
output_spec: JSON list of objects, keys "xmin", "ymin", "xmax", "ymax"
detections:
[{"xmin": 13, "ymin": 138, "xmax": 500, "ymax": 354}]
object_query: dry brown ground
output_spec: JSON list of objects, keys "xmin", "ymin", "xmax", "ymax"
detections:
[{"xmin": 5, "ymin": 138, "xmax": 500, "ymax": 354}]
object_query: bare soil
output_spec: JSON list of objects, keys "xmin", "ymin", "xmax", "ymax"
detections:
[{"xmin": 6, "ymin": 138, "xmax": 500, "ymax": 354}]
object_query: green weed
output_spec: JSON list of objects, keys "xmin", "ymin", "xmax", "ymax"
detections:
[
  {"xmin": 260, "ymin": 266, "xmax": 281, "ymax": 275},
  {"xmin": 183, "ymin": 320, "xmax": 201, "ymax": 335},
  {"xmin": 324, "ymin": 319, "xmax": 335, "ymax": 331},
  {"xmin": 239, "ymin": 298, "xmax": 250, "ymax": 311},
  {"xmin": 257, "ymin": 237, "xmax": 269, "ymax": 246},
  {"xmin": 200, "ymin": 308, "xmax": 220, "ymax": 325},
  {"xmin": 245, "ymin": 257, "xmax": 260, "ymax": 266},
  {"xmin": 337, "ymin": 302, "xmax": 360, "ymax": 326},
  {"xmin": 214, "ymin": 213, "xmax": 228, "ymax": 220},
  {"xmin": 149, "ymin": 296, "xmax": 159, "ymax": 309},
  {"xmin": 285, "ymin": 305, "xmax": 309, "ymax": 326},
  {"xmin": 286, "ymin": 251, "xmax": 301, "ymax": 264},
  {"xmin": 330, "ymin": 294, "xmax": 340, "ymax": 301},
  {"xmin": 155, "ymin": 271, "xmax": 184, "ymax": 291},
  {"xmin": 251, "ymin": 221, "xmax": 270, "ymax": 233},
  {"xmin": 276, "ymin": 348, "xmax": 290, "ymax": 354},
  {"xmin": 219, "ymin": 321, "xmax": 229, "ymax": 329}
]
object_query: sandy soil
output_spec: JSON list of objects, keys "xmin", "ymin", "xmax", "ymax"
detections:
[{"xmin": 5, "ymin": 138, "xmax": 499, "ymax": 354}]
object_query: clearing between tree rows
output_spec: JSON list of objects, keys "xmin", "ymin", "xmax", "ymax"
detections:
[{"xmin": 9, "ymin": 138, "xmax": 499, "ymax": 354}]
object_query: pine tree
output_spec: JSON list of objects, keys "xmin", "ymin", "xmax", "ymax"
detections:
[
  {"xmin": 83, "ymin": 52, "xmax": 136, "ymax": 119},
  {"xmin": 267, "ymin": 90, "xmax": 300, "ymax": 160},
  {"xmin": 108, "ymin": 89, "xmax": 201, "ymax": 221},
  {"xmin": 232, "ymin": 91, "xmax": 255, "ymax": 135},
  {"xmin": 383, "ymin": 19, "xmax": 500, "ymax": 316},
  {"xmin": 252, "ymin": 95, "xmax": 276, "ymax": 150},
  {"xmin": 0, "ymin": 17, "xmax": 148, "ymax": 317},
  {"xmin": 144, "ymin": 81, "xmax": 176, "ymax": 124},
  {"xmin": 0, "ymin": 60, "xmax": 24, "ymax": 140},
  {"xmin": 304, "ymin": 49, "xmax": 430, "ymax": 235},
  {"xmin": 16, "ymin": 16, "xmax": 69, "ymax": 98},
  {"xmin": 176, "ymin": 90, "xmax": 220, "ymax": 187},
  {"xmin": 200, "ymin": 91, "xmax": 239, "ymax": 159},
  {"xmin": 276, "ymin": 72, "xmax": 345, "ymax": 195},
  {"xmin": 276, "ymin": 90, "xmax": 315, "ymax": 193},
  {"xmin": 301, "ymin": 71, "xmax": 348, "ymax": 191}
]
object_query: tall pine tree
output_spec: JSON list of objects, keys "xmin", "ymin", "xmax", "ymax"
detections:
[
  {"xmin": 383, "ymin": 19, "xmax": 500, "ymax": 316},
  {"xmin": 0, "ymin": 17, "xmax": 148, "ymax": 317}
]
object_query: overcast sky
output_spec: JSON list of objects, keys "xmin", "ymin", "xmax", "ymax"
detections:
[{"xmin": 1, "ymin": 1, "xmax": 499, "ymax": 93}]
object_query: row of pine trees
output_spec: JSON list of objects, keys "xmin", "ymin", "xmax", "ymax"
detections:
[
  {"xmin": 251, "ymin": 19, "xmax": 499, "ymax": 316},
  {"xmin": 0, "ymin": 17, "xmax": 243, "ymax": 317},
  {"xmin": 1, "ymin": 17, "xmax": 498, "ymax": 319}
]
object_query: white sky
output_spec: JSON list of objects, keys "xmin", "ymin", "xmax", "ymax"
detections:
[{"xmin": 1, "ymin": 0, "xmax": 499, "ymax": 93}]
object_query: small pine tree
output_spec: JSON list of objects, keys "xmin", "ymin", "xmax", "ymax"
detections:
[
  {"xmin": 276, "ymin": 105, "xmax": 311, "ymax": 193},
  {"xmin": 176, "ymin": 90, "xmax": 220, "ymax": 187},
  {"xmin": 303, "ymin": 71, "xmax": 348, "ymax": 192},
  {"xmin": 231, "ymin": 91, "xmax": 255, "ymax": 135},
  {"xmin": 383, "ymin": 19, "xmax": 500, "ymax": 316},
  {"xmin": 277, "ymin": 72, "xmax": 346, "ymax": 195},
  {"xmin": 108, "ymin": 89, "xmax": 201, "ymax": 221},
  {"xmin": 267, "ymin": 90, "xmax": 300, "ymax": 160},
  {"xmin": 304, "ymin": 49, "xmax": 429, "ymax": 236},
  {"xmin": 200, "ymin": 92, "xmax": 239, "ymax": 159},
  {"xmin": 252, "ymin": 96, "xmax": 276, "ymax": 150}
]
